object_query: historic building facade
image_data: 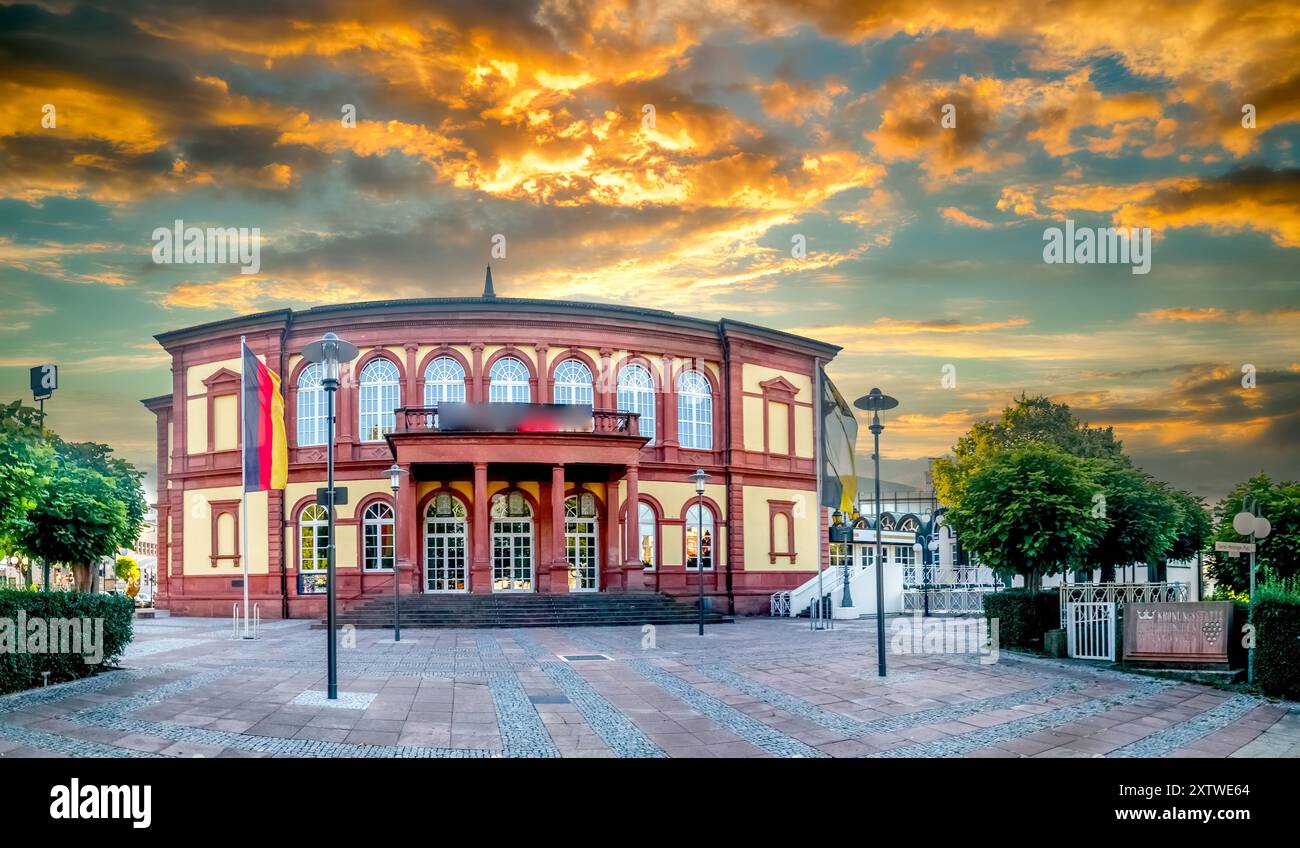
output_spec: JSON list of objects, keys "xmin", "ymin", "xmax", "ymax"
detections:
[{"xmin": 142, "ymin": 281, "xmax": 840, "ymax": 618}]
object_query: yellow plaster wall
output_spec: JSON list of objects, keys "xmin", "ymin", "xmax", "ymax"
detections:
[
  {"xmin": 186, "ymin": 398, "xmax": 206, "ymax": 455},
  {"xmin": 213, "ymin": 394, "xmax": 238, "ymax": 451},
  {"xmin": 767, "ymin": 401, "xmax": 790, "ymax": 455},
  {"xmin": 742, "ymin": 396, "xmax": 764, "ymax": 451},
  {"xmin": 742, "ymin": 484, "xmax": 818, "ymax": 572},
  {"xmin": 182, "ymin": 487, "xmax": 268, "ymax": 575}
]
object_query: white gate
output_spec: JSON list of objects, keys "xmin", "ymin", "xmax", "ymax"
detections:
[{"xmin": 1066, "ymin": 602, "xmax": 1116, "ymax": 661}]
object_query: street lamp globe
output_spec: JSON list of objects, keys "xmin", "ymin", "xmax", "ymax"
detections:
[{"xmin": 302, "ymin": 332, "xmax": 358, "ymax": 383}]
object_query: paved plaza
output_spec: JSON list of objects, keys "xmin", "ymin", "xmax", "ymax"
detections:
[{"xmin": 0, "ymin": 615, "xmax": 1296, "ymax": 758}]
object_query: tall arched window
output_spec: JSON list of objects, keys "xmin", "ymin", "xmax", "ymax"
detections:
[
  {"xmin": 637, "ymin": 501, "xmax": 657, "ymax": 569},
  {"xmin": 359, "ymin": 358, "xmax": 401, "ymax": 441},
  {"xmin": 617, "ymin": 364, "xmax": 655, "ymax": 442},
  {"xmin": 424, "ymin": 356, "xmax": 466, "ymax": 406},
  {"xmin": 684, "ymin": 503, "xmax": 714, "ymax": 571},
  {"xmin": 489, "ymin": 356, "xmax": 530, "ymax": 403},
  {"xmin": 553, "ymin": 359, "xmax": 593, "ymax": 406},
  {"xmin": 296, "ymin": 363, "xmax": 327, "ymax": 446},
  {"xmin": 362, "ymin": 501, "xmax": 395, "ymax": 571},
  {"xmin": 677, "ymin": 370, "xmax": 713, "ymax": 450},
  {"xmin": 298, "ymin": 504, "xmax": 328, "ymax": 594}
]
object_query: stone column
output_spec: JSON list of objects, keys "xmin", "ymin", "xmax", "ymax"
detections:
[
  {"xmin": 604, "ymin": 469, "xmax": 623, "ymax": 591},
  {"xmin": 404, "ymin": 343, "xmax": 418, "ymax": 408},
  {"xmin": 397, "ymin": 462, "xmax": 419, "ymax": 592},
  {"xmin": 470, "ymin": 343, "xmax": 485, "ymax": 403},
  {"xmin": 549, "ymin": 464, "xmax": 568, "ymax": 593},
  {"xmin": 535, "ymin": 344, "xmax": 550, "ymax": 403},
  {"xmin": 623, "ymin": 465, "xmax": 646, "ymax": 591},
  {"xmin": 471, "ymin": 462, "xmax": 491, "ymax": 593}
]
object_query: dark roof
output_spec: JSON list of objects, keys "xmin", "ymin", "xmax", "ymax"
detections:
[{"xmin": 152, "ymin": 296, "xmax": 840, "ymax": 356}]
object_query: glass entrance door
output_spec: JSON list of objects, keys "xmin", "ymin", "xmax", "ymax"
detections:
[
  {"xmin": 424, "ymin": 497, "xmax": 467, "ymax": 592},
  {"xmin": 491, "ymin": 494, "xmax": 533, "ymax": 592},
  {"xmin": 565, "ymin": 495, "xmax": 599, "ymax": 591}
]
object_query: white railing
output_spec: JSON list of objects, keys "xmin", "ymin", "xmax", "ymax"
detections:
[
  {"xmin": 902, "ymin": 583, "xmax": 1000, "ymax": 615},
  {"xmin": 770, "ymin": 592, "xmax": 791, "ymax": 617},
  {"xmin": 1059, "ymin": 581, "xmax": 1187, "ymax": 627}
]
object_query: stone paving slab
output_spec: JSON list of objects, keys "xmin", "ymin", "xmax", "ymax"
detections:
[{"xmin": 0, "ymin": 616, "xmax": 1294, "ymax": 758}]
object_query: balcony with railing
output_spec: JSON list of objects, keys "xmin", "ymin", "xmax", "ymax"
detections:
[{"xmin": 392, "ymin": 403, "xmax": 639, "ymax": 436}]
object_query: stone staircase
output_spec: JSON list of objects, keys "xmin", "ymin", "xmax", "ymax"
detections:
[{"xmin": 315, "ymin": 592, "xmax": 733, "ymax": 629}]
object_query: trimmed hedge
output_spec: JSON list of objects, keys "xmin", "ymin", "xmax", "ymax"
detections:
[
  {"xmin": 982, "ymin": 589, "xmax": 1061, "ymax": 649},
  {"xmin": 0, "ymin": 589, "xmax": 135, "ymax": 694},
  {"xmin": 1254, "ymin": 586, "xmax": 1300, "ymax": 700}
]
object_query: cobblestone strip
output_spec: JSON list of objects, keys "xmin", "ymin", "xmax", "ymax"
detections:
[
  {"xmin": 477, "ymin": 634, "xmax": 560, "ymax": 758},
  {"xmin": 696, "ymin": 663, "xmax": 1089, "ymax": 737},
  {"xmin": 1108, "ymin": 694, "xmax": 1263, "ymax": 758},
  {"xmin": 865, "ymin": 678, "xmax": 1178, "ymax": 757},
  {"xmin": 511, "ymin": 631, "xmax": 666, "ymax": 758},
  {"xmin": 626, "ymin": 659, "xmax": 827, "ymax": 758},
  {"xmin": 0, "ymin": 666, "xmax": 177, "ymax": 714},
  {"xmin": 0, "ymin": 722, "xmax": 161, "ymax": 758}
]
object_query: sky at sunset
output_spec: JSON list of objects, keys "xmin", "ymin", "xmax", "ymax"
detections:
[{"xmin": 1, "ymin": 0, "xmax": 1297, "ymax": 504}]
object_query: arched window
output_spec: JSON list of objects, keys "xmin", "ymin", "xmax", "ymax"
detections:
[
  {"xmin": 617, "ymin": 364, "xmax": 655, "ymax": 442},
  {"xmin": 296, "ymin": 363, "xmax": 327, "ymax": 446},
  {"xmin": 359, "ymin": 358, "xmax": 401, "ymax": 441},
  {"xmin": 684, "ymin": 503, "xmax": 715, "ymax": 571},
  {"xmin": 424, "ymin": 356, "xmax": 466, "ymax": 406},
  {"xmin": 362, "ymin": 502, "xmax": 395, "ymax": 571},
  {"xmin": 298, "ymin": 504, "xmax": 328, "ymax": 594},
  {"xmin": 676, "ymin": 370, "xmax": 712, "ymax": 450},
  {"xmin": 553, "ymin": 359, "xmax": 593, "ymax": 406},
  {"xmin": 637, "ymin": 501, "xmax": 657, "ymax": 569},
  {"xmin": 489, "ymin": 356, "xmax": 530, "ymax": 403}
]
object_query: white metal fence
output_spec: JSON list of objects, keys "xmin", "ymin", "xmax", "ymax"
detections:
[
  {"xmin": 901, "ymin": 584, "xmax": 1000, "ymax": 614},
  {"xmin": 1059, "ymin": 581, "xmax": 1187, "ymax": 627},
  {"xmin": 1065, "ymin": 601, "xmax": 1115, "ymax": 661}
]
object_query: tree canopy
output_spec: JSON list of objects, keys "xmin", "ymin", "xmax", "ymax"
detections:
[{"xmin": 1208, "ymin": 473, "xmax": 1300, "ymax": 593}]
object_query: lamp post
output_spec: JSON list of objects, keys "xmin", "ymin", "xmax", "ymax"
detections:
[
  {"xmin": 302, "ymin": 332, "xmax": 358, "ymax": 700},
  {"xmin": 1233, "ymin": 498, "xmax": 1271, "ymax": 685},
  {"xmin": 853, "ymin": 388, "xmax": 898, "ymax": 678},
  {"xmin": 689, "ymin": 468, "xmax": 711, "ymax": 636},
  {"xmin": 913, "ymin": 522, "xmax": 940, "ymax": 618},
  {"xmin": 832, "ymin": 509, "xmax": 853, "ymax": 609},
  {"xmin": 386, "ymin": 463, "xmax": 408, "ymax": 642}
]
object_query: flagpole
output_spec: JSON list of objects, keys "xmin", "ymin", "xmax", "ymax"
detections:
[
  {"xmin": 240, "ymin": 336, "xmax": 250, "ymax": 639},
  {"xmin": 814, "ymin": 358, "xmax": 825, "ymax": 626}
]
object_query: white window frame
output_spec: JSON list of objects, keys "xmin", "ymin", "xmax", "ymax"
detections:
[
  {"xmin": 296, "ymin": 363, "xmax": 327, "ymax": 446},
  {"xmin": 676, "ymin": 370, "xmax": 713, "ymax": 450},
  {"xmin": 553, "ymin": 359, "xmax": 594, "ymax": 406},
  {"xmin": 362, "ymin": 501, "xmax": 395, "ymax": 571},
  {"xmin": 359, "ymin": 358, "xmax": 401, "ymax": 442},
  {"xmin": 617, "ymin": 364, "xmax": 656, "ymax": 442},
  {"xmin": 684, "ymin": 502, "xmax": 715, "ymax": 571},
  {"xmin": 299, "ymin": 504, "xmax": 328, "ymax": 573},
  {"xmin": 637, "ymin": 501, "xmax": 657, "ymax": 570},
  {"xmin": 489, "ymin": 356, "xmax": 531, "ymax": 403},
  {"xmin": 424, "ymin": 356, "xmax": 466, "ymax": 406}
]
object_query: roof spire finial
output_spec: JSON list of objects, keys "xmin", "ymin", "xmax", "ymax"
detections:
[{"xmin": 482, "ymin": 265, "xmax": 496, "ymax": 299}]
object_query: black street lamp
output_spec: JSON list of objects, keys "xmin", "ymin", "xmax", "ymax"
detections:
[
  {"xmin": 386, "ymin": 463, "xmax": 408, "ymax": 642},
  {"xmin": 853, "ymin": 388, "xmax": 898, "ymax": 678},
  {"xmin": 833, "ymin": 509, "xmax": 852, "ymax": 607},
  {"xmin": 302, "ymin": 332, "xmax": 357, "ymax": 700},
  {"xmin": 689, "ymin": 468, "xmax": 711, "ymax": 636}
]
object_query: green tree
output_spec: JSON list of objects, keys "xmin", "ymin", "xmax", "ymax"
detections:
[
  {"xmin": 0, "ymin": 402, "xmax": 54, "ymax": 553},
  {"xmin": 933, "ymin": 394, "xmax": 1123, "ymax": 509},
  {"xmin": 942, "ymin": 445, "xmax": 1105, "ymax": 591},
  {"xmin": 1208, "ymin": 474, "xmax": 1300, "ymax": 594},
  {"xmin": 115, "ymin": 555, "xmax": 140, "ymax": 583},
  {"xmin": 1084, "ymin": 462, "xmax": 1179, "ymax": 581},
  {"xmin": 14, "ymin": 451, "xmax": 144, "ymax": 592}
]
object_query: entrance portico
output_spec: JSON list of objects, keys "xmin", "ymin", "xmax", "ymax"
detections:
[{"xmin": 386, "ymin": 405, "xmax": 648, "ymax": 596}]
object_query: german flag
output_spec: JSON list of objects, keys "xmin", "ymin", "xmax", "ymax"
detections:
[{"xmin": 241, "ymin": 340, "xmax": 288, "ymax": 492}]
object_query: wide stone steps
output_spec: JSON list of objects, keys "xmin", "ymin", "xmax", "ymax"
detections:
[{"xmin": 314, "ymin": 593, "xmax": 733, "ymax": 629}]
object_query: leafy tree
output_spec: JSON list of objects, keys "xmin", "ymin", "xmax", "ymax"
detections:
[
  {"xmin": 942, "ymin": 445, "xmax": 1105, "ymax": 591},
  {"xmin": 933, "ymin": 394, "xmax": 1123, "ymax": 509},
  {"xmin": 14, "ymin": 455, "xmax": 141, "ymax": 592},
  {"xmin": 1165, "ymin": 487, "xmax": 1212, "ymax": 562},
  {"xmin": 0, "ymin": 402, "xmax": 53, "ymax": 553},
  {"xmin": 115, "ymin": 555, "xmax": 140, "ymax": 583},
  {"xmin": 1208, "ymin": 474, "xmax": 1300, "ymax": 594},
  {"xmin": 1084, "ymin": 462, "xmax": 1179, "ymax": 581}
]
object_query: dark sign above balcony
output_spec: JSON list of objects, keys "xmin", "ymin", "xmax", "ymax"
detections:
[{"xmin": 438, "ymin": 402, "xmax": 595, "ymax": 433}]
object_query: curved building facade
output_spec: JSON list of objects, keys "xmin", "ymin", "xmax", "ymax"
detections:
[{"xmin": 142, "ymin": 280, "xmax": 840, "ymax": 618}]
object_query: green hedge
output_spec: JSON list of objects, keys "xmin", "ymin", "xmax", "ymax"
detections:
[
  {"xmin": 0, "ymin": 589, "xmax": 135, "ymax": 694},
  {"xmin": 982, "ymin": 589, "xmax": 1061, "ymax": 649},
  {"xmin": 1253, "ymin": 585, "xmax": 1300, "ymax": 700}
]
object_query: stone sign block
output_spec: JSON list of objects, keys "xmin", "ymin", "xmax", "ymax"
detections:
[{"xmin": 1123, "ymin": 601, "xmax": 1234, "ymax": 666}]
